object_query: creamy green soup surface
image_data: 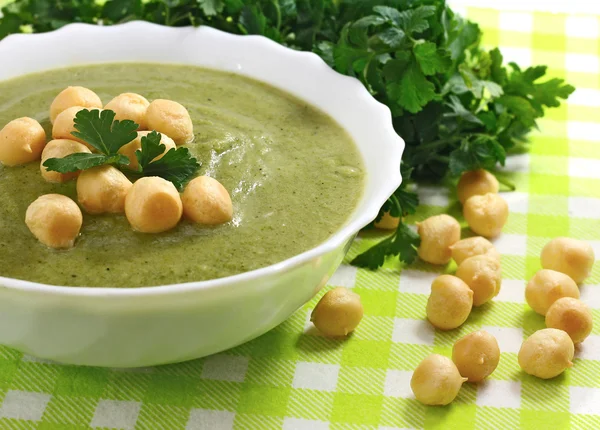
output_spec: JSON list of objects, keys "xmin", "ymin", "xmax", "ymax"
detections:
[{"xmin": 0, "ymin": 63, "xmax": 365, "ymax": 287}]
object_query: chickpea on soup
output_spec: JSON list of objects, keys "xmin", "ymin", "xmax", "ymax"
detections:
[{"xmin": 0, "ymin": 63, "xmax": 365, "ymax": 287}]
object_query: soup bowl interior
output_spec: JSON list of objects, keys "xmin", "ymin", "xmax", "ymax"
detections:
[{"xmin": 0, "ymin": 21, "xmax": 404, "ymax": 367}]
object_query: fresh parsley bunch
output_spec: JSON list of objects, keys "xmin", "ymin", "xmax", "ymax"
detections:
[{"xmin": 1, "ymin": 0, "xmax": 574, "ymax": 268}]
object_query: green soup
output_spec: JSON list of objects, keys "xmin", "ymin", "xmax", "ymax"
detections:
[{"xmin": 0, "ymin": 63, "xmax": 365, "ymax": 287}]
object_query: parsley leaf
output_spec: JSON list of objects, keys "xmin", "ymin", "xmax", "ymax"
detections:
[
  {"xmin": 135, "ymin": 131, "xmax": 200, "ymax": 190},
  {"xmin": 392, "ymin": 60, "xmax": 437, "ymax": 114},
  {"xmin": 372, "ymin": 6, "xmax": 401, "ymax": 26},
  {"xmin": 134, "ymin": 131, "xmax": 166, "ymax": 169},
  {"xmin": 496, "ymin": 95, "xmax": 537, "ymax": 128},
  {"xmin": 352, "ymin": 219, "xmax": 420, "ymax": 269},
  {"xmin": 376, "ymin": 27, "xmax": 405, "ymax": 49},
  {"xmin": 43, "ymin": 153, "xmax": 128, "ymax": 174},
  {"xmin": 71, "ymin": 109, "xmax": 139, "ymax": 155},
  {"xmin": 449, "ymin": 137, "xmax": 506, "ymax": 176},
  {"xmin": 448, "ymin": 17, "xmax": 481, "ymax": 63},
  {"xmin": 489, "ymin": 48, "xmax": 508, "ymax": 84},
  {"xmin": 534, "ymin": 78, "xmax": 576, "ymax": 108},
  {"xmin": 240, "ymin": 5, "xmax": 266, "ymax": 35},
  {"xmin": 397, "ymin": 5, "xmax": 436, "ymax": 35},
  {"xmin": 353, "ymin": 164, "xmax": 420, "ymax": 270},
  {"xmin": 414, "ymin": 41, "xmax": 451, "ymax": 76},
  {"xmin": 198, "ymin": 0, "xmax": 225, "ymax": 16},
  {"xmin": 44, "ymin": 109, "xmax": 135, "ymax": 173},
  {"xmin": 445, "ymin": 95, "xmax": 483, "ymax": 125}
]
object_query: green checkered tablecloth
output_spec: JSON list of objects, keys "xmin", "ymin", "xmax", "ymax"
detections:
[{"xmin": 0, "ymin": 4, "xmax": 600, "ymax": 430}]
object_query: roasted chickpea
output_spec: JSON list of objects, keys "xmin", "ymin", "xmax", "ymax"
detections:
[
  {"xmin": 450, "ymin": 236, "xmax": 500, "ymax": 266},
  {"xmin": 310, "ymin": 287, "xmax": 363, "ymax": 337},
  {"xmin": 76, "ymin": 165, "xmax": 132, "ymax": 214},
  {"xmin": 463, "ymin": 193, "xmax": 509, "ymax": 238},
  {"xmin": 541, "ymin": 237, "xmax": 595, "ymax": 284},
  {"xmin": 525, "ymin": 269, "xmax": 580, "ymax": 316},
  {"xmin": 518, "ymin": 328, "xmax": 574, "ymax": 379},
  {"xmin": 545, "ymin": 297, "xmax": 593, "ymax": 344},
  {"xmin": 125, "ymin": 177, "xmax": 183, "ymax": 233},
  {"xmin": 411, "ymin": 354, "xmax": 467, "ymax": 405},
  {"xmin": 457, "ymin": 169, "xmax": 499, "ymax": 204},
  {"xmin": 0, "ymin": 117, "xmax": 46, "ymax": 166},
  {"xmin": 145, "ymin": 99, "xmax": 194, "ymax": 145},
  {"xmin": 53, "ymin": 106, "xmax": 100, "ymax": 149},
  {"xmin": 426, "ymin": 275, "xmax": 473, "ymax": 330},
  {"xmin": 40, "ymin": 139, "xmax": 91, "ymax": 183},
  {"xmin": 456, "ymin": 255, "xmax": 502, "ymax": 306},
  {"xmin": 49, "ymin": 86, "xmax": 102, "ymax": 124},
  {"xmin": 104, "ymin": 93, "xmax": 150, "ymax": 130},
  {"xmin": 417, "ymin": 214, "xmax": 461, "ymax": 265},
  {"xmin": 452, "ymin": 330, "xmax": 500, "ymax": 382},
  {"xmin": 182, "ymin": 176, "xmax": 233, "ymax": 225},
  {"xmin": 118, "ymin": 131, "xmax": 176, "ymax": 171},
  {"xmin": 25, "ymin": 194, "xmax": 82, "ymax": 249},
  {"xmin": 374, "ymin": 212, "xmax": 400, "ymax": 230}
]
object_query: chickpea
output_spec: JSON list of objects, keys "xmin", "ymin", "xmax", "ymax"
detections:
[
  {"xmin": 411, "ymin": 354, "xmax": 467, "ymax": 405},
  {"xmin": 457, "ymin": 169, "xmax": 500, "ymax": 204},
  {"xmin": 450, "ymin": 236, "xmax": 500, "ymax": 266},
  {"xmin": 104, "ymin": 93, "xmax": 150, "ymax": 130},
  {"xmin": 525, "ymin": 269, "xmax": 579, "ymax": 316},
  {"xmin": 53, "ymin": 106, "xmax": 100, "ymax": 149},
  {"xmin": 456, "ymin": 255, "xmax": 502, "ymax": 306},
  {"xmin": 182, "ymin": 176, "xmax": 233, "ymax": 225},
  {"xmin": 545, "ymin": 297, "xmax": 593, "ymax": 344},
  {"xmin": 145, "ymin": 99, "xmax": 194, "ymax": 145},
  {"xmin": 118, "ymin": 131, "xmax": 176, "ymax": 171},
  {"xmin": 25, "ymin": 194, "xmax": 82, "ymax": 249},
  {"xmin": 417, "ymin": 214, "xmax": 461, "ymax": 265},
  {"xmin": 125, "ymin": 176, "xmax": 183, "ymax": 233},
  {"xmin": 76, "ymin": 166, "xmax": 132, "ymax": 214},
  {"xmin": 310, "ymin": 287, "xmax": 363, "ymax": 337},
  {"xmin": 518, "ymin": 328, "xmax": 574, "ymax": 379},
  {"xmin": 40, "ymin": 139, "xmax": 91, "ymax": 183},
  {"xmin": 426, "ymin": 275, "xmax": 473, "ymax": 330},
  {"xmin": 0, "ymin": 117, "xmax": 46, "ymax": 166},
  {"xmin": 49, "ymin": 86, "xmax": 102, "ymax": 124},
  {"xmin": 374, "ymin": 212, "xmax": 400, "ymax": 230},
  {"xmin": 463, "ymin": 193, "xmax": 509, "ymax": 238},
  {"xmin": 541, "ymin": 237, "xmax": 595, "ymax": 284},
  {"xmin": 452, "ymin": 330, "xmax": 500, "ymax": 382}
]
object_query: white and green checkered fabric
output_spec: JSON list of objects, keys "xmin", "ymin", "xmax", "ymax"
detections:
[{"xmin": 0, "ymin": 3, "xmax": 599, "ymax": 430}]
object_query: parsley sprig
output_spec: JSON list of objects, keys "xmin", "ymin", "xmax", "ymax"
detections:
[
  {"xmin": 43, "ymin": 109, "xmax": 200, "ymax": 190},
  {"xmin": 134, "ymin": 131, "xmax": 200, "ymax": 189},
  {"xmin": 2, "ymin": 0, "xmax": 575, "ymax": 268},
  {"xmin": 351, "ymin": 164, "xmax": 421, "ymax": 269},
  {"xmin": 43, "ymin": 109, "xmax": 135, "ymax": 173}
]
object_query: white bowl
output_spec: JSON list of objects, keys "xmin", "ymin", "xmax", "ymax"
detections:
[{"xmin": 0, "ymin": 21, "xmax": 404, "ymax": 367}]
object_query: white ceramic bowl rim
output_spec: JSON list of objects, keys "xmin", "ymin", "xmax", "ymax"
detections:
[{"xmin": 0, "ymin": 21, "xmax": 404, "ymax": 298}]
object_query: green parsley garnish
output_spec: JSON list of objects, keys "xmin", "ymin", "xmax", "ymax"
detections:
[
  {"xmin": 134, "ymin": 131, "xmax": 201, "ymax": 190},
  {"xmin": 43, "ymin": 109, "xmax": 200, "ymax": 190},
  {"xmin": 43, "ymin": 109, "xmax": 135, "ymax": 173}
]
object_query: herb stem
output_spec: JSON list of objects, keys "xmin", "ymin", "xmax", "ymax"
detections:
[
  {"xmin": 496, "ymin": 175, "xmax": 516, "ymax": 191},
  {"xmin": 390, "ymin": 194, "xmax": 403, "ymax": 217},
  {"xmin": 164, "ymin": 3, "xmax": 171, "ymax": 26},
  {"xmin": 273, "ymin": 0, "xmax": 282, "ymax": 30},
  {"xmin": 415, "ymin": 137, "xmax": 460, "ymax": 152},
  {"xmin": 432, "ymin": 155, "xmax": 450, "ymax": 162},
  {"xmin": 169, "ymin": 12, "xmax": 191, "ymax": 26}
]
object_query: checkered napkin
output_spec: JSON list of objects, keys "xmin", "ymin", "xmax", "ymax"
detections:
[{"xmin": 0, "ymin": 3, "xmax": 599, "ymax": 430}]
